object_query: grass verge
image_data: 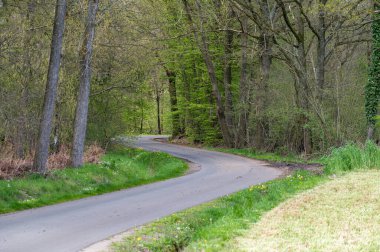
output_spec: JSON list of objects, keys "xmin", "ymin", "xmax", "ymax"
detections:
[
  {"xmin": 0, "ymin": 147, "xmax": 188, "ymax": 214},
  {"xmin": 208, "ymin": 147, "xmax": 316, "ymax": 164},
  {"xmin": 111, "ymin": 170, "xmax": 325, "ymax": 251},
  {"xmin": 233, "ymin": 170, "xmax": 380, "ymax": 251},
  {"xmin": 112, "ymin": 141, "xmax": 380, "ymax": 252}
]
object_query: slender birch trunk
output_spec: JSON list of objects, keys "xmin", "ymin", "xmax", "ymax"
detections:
[{"xmin": 71, "ymin": 0, "xmax": 99, "ymax": 167}]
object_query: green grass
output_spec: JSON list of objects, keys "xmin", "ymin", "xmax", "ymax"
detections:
[
  {"xmin": 0, "ymin": 147, "xmax": 188, "ymax": 214},
  {"xmin": 112, "ymin": 141, "xmax": 380, "ymax": 252},
  {"xmin": 323, "ymin": 141, "xmax": 380, "ymax": 174},
  {"xmin": 112, "ymin": 170, "xmax": 325, "ymax": 251},
  {"xmin": 208, "ymin": 147, "xmax": 317, "ymax": 164},
  {"xmin": 233, "ymin": 170, "xmax": 380, "ymax": 252}
]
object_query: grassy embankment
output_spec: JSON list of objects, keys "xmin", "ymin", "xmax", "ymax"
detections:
[
  {"xmin": 112, "ymin": 142, "xmax": 380, "ymax": 252},
  {"xmin": 208, "ymin": 147, "xmax": 313, "ymax": 164},
  {"xmin": 0, "ymin": 148, "xmax": 187, "ymax": 214}
]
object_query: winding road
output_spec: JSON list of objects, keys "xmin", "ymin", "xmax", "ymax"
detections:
[{"xmin": 0, "ymin": 136, "xmax": 282, "ymax": 252}]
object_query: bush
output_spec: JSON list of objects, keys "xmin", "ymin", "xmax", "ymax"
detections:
[{"xmin": 323, "ymin": 141, "xmax": 380, "ymax": 174}]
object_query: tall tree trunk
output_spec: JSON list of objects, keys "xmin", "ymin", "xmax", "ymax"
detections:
[
  {"xmin": 71, "ymin": 0, "xmax": 99, "ymax": 167},
  {"xmin": 156, "ymin": 93, "xmax": 162, "ymax": 134},
  {"xmin": 33, "ymin": 0, "xmax": 66, "ymax": 173},
  {"xmin": 316, "ymin": 0, "xmax": 327, "ymax": 101},
  {"xmin": 255, "ymin": 34, "xmax": 272, "ymax": 150},
  {"xmin": 166, "ymin": 69, "xmax": 181, "ymax": 137},
  {"xmin": 254, "ymin": 0, "xmax": 273, "ymax": 150},
  {"xmin": 236, "ymin": 16, "xmax": 250, "ymax": 148},
  {"xmin": 223, "ymin": 8, "xmax": 234, "ymax": 128},
  {"xmin": 296, "ymin": 9, "xmax": 312, "ymax": 154},
  {"xmin": 182, "ymin": 0, "xmax": 233, "ymax": 147}
]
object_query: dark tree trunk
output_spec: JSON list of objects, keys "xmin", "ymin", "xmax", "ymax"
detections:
[
  {"xmin": 254, "ymin": 1, "xmax": 273, "ymax": 150},
  {"xmin": 71, "ymin": 0, "xmax": 99, "ymax": 167},
  {"xmin": 33, "ymin": 0, "xmax": 66, "ymax": 173},
  {"xmin": 223, "ymin": 8, "xmax": 234, "ymax": 128},
  {"xmin": 236, "ymin": 16, "xmax": 250, "ymax": 148},
  {"xmin": 156, "ymin": 94, "xmax": 162, "ymax": 135},
  {"xmin": 166, "ymin": 69, "xmax": 182, "ymax": 137},
  {"xmin": 316, "ymin": 0, "xmax": 327, "ymax": 101}
]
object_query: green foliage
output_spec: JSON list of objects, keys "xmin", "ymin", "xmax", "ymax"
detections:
[
  {"xmin": 112, "ymin": 171, "xmax": 324, "ymax": 251},
  {"xmin": 365, "ymin": 6, "xmax": 380, "ymax": 126},
  {"xmin": 323, "ymin": 141, "xmax": 380, "ymax": 174},
  {"xmin": 0, "ymin": 148, "xmax": 187, "ymax": 214}
]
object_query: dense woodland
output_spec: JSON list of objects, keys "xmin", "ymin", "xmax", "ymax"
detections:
[{"xmin": 0, "ymin": 0, "xmax": 379, "ymax": 173}]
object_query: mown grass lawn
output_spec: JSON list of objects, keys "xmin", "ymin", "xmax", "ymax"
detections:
[
  {"xmin": 234, "ymin": 170, "xmax": 380, "ymax": 252},
  {"xmin": 0, "ymin": 148, "xmax": 188, "ymax": 214}
]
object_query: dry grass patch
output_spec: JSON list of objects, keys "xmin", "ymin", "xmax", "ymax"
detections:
[
  {"xmin": 235, "ymin": 170, "xmax": 380, "ymax": 252},
  {"xmin": 0, "ymin": 144, "xmax": 105, "ymax": 179}
]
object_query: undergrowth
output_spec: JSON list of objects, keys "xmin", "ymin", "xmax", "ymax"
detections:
[
  {"xmin": 0, "ymin": 148, "xmax": 187, "ymax": 214},
  {"xmin": 323, "ymin": 141, "xmax": 380, "ymax": 174}
]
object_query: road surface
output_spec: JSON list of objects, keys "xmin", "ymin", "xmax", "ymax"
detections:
[{"xmin": 0, "ymin": 136, "xmax": 282, "ymax": 252}]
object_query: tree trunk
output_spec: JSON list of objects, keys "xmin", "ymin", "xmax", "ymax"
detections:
[
  {"xmin": 223, "ymin": 8, "xmax": 234, "ymax": 128},
  {"xmin": 254, "ymin": 33, "xmax": 272, "ymax": 149},
  {"xmin": 156, "ymin": 94, "xmax": 162, "ymax": 134},
  {"xmin": 236, "ymin": 16, "xmax": 250, "ymax": 148},
  {"xmin": 182, "ymin": 0, "xmax": 233, "ymax": 147},
  {"xmin": 166, "ymin": 69, "xmax": 182, "ymax": 137},
  {"xmin": 365, "ymin": 2, "xmax": 380, "ymax": 140},
  {"xmin": 33, "ymin": 0, "xmax": 66, "ymax": 173},
  {"xmin": 254, "ymin": 0, "xmax": 273, "ymax": 150},
  {"xmin": 71, "ymin": 0, "xmax": 99, "ymax": 167},
  {"xmin": 316, "ymin": 0, "xmax": 327, "ymax": 101},
  {"xmin": 296, "ymin": 10, "xmax": 312, "ymax": 154}
]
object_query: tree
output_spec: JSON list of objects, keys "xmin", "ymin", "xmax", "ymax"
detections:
[
  {"xmin": 182, "ymin": 0, "xmax": 235, "ymax": 147},
  {"xmin": 71, "ymin": 0, "xmax": 99, "ymax": 167},
  {"xmin": 33, "ymin": 0, "xmax": 67, "ymax": 174},
  {"xmin": 366, "ymin": 1, "xmax": 380, "ymax": 139}
]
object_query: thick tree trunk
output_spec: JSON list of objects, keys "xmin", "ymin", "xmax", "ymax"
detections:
[
  {"xmin": 296, "ymin": 12, "xmax": 312, "ymax": 154},
  {"xmin": 33, "ymin": 0, "xmax": 66, "ymax": 173},
  {"xmin": 71, "ymin": 0, "xmax": 99, "ymax": 167}
]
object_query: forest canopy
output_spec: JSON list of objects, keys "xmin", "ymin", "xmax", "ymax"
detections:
[{"xmin": 0, "ymin": 0, "xmax": 379, "ymax": 168}]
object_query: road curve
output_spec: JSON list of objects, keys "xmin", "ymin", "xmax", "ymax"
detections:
[{"xmin": 0, "ymin": 136, "xmax": 282, "ymax": 252}]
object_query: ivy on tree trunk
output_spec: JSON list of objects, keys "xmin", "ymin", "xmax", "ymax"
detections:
[{"xmin": 365, "ymin": 2, "xmax": 380, "ymax": 139}]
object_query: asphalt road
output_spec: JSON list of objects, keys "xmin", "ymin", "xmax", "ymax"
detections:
[{"xmin": 0, "ymin": 136, "xmax": 282, "ymax": 252}]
